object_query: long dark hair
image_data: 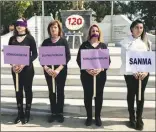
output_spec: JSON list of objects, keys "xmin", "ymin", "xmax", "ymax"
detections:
[
  {"xmin": 13, "ymin": 28, "xmax": 30, "ymax": 36},
  {"xmin": 13, "ymin": 17, "xmax": 31, "ymax": 37},
  {"xmin": 130, "ymin": 19, "xmax": 150, "ymax": 50}
]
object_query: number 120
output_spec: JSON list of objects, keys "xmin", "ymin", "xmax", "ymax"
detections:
[{"xmin": 68, "ymin": 17, "xmax": 82, "ymax": 25}]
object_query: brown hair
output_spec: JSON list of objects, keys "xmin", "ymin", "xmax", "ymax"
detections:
[
  {"xmin": 87, "ymin": 24, "xmax": 103, "ymax": 42},
  {"xmin": 47, "ymin": 20, "xmax": 63, "ymax": 37}
]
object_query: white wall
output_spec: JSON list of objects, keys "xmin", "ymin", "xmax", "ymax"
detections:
[
  {"xmin": 1, "ymin": 15, "xmax": 155, "ymax": 49},
  {"xmin": 97, "ymin": 15, "xmax": 155, "ymax": 47}
]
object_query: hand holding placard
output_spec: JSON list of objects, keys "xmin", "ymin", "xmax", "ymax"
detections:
[
  {"xmin": 81, "ymin": 49, "xmax": 110, "ymax": 98},
  {"xmin": 39, "ymin": 46, "xmax": 66, "ymax": 103},
  {"xmin": 126, "ymin": 51, "xmax": 155, "ymax": 101},
  {"xmin": 139, "ymin": 72, "xmax": 148, "ymax": 80},
  {"xmin": 3, "ymin": 45, "xmax": 30, "ymax": 92}
]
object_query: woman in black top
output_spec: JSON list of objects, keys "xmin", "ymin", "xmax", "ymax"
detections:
[
  {"xmin": 41, "ymin": 20, "xmax": 71, "ymax": 123},
  {"xmin": 8, "ymin": 18, "xmax": 38, "ymax": 124},
  {"xmin": 76, "ymin": 24, "xmax": 111, "ymax": 126}
]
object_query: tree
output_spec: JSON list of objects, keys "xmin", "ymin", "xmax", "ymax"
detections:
[
  {"xmin": 134, "ymin": 1, "xmax": 156, "ymax": 30},
  {"xmin": 24, "ymin": 1, "xmax": 42, "ymax": 18},
  {"xmin": 1, "ymin": 1, "xmax": 19, "ymax": 34},
  {"xmin": 0, "ymin": 1, "xmax": 41, "ymax": 35},
  {"xmin": 44, "ymin": 1, "xmax": 72, "ymax": 21},
  {"xmin": 16, "ymin": 1, "xmax": 33, "ymax": 17},
  {"xmin": 1, "ymin": 1, "xmax": 155, "ymax": 35},
  {"xmin": 115, "ymin": 1, "xmax": 156, "ymax": 30},
  {"xmin": 85, "ymin": 1, "xmax": 111, "ymax": 22}
]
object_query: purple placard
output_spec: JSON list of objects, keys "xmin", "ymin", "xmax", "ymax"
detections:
[
  {"xmin": 81, "ymin": 49, "xmax": 110, "ymax": 69},
  {"xmin": 39, "ymin": 46, "xmax": 66, "ymax": 65},
  {"xmin": 3, "ymin": 45, "xmax": 30, "ymax": 65}
]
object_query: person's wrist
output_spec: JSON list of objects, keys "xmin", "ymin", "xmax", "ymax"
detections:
[
  {"xmin": 12, "ymin": 64, "xmax": 16, "ymax": 67},
  {"xmin": 21, "ymin": 65, "xmax": 25, "ymax": 68},
  {"xmin": 55, "ymin": 70, "xmax": 60, "ymax": 74},
  {"xmin": 44, "ymin": 66, "xmax": 49, "ymax": 71}
]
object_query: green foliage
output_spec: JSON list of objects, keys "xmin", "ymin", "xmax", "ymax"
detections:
[
  {"xmin": 16, "ymin": 0, "xmax": 33, "ymax": 17},
  {"xmin": 1, "ymin": 1, "xmax": 19, "ymax": 33},
  {"xmin": 44, "ymin": 1, "xmax": 72, "ymax": 22},
  {"xmin": 24, "ymin": 1, "xmax": 42, "ymax": 19},
  {"xmin": 134, "ymin": 1, "xmax": 156, "ymax": 30},
  {"xmin": 114, "ymin": 1, "xmax": 156, "ymax": 30},
  {"xmin": 85, "ymin": 1, "xmax": 111, "ymax": 22},
  {"xmin": 1, "ymin": 1, "xmax": 155, "ymax": 35}
]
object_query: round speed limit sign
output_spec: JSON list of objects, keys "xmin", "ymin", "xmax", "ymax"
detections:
[{"xmin": 65, "ymin": 15, "xmax": 85, "ymax": 30}]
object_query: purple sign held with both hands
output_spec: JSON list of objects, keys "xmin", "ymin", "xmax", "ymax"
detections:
[
  {"xmin": 39, "ymin": 46, "xmax": 66, "ymax": 65},
  {"xmin": 81, "ymin": 49, "xmax": 110, "ymax": 70},
  {"xmin": 3, "ymin": 45, "xmax": 30, "ymax": 65}
]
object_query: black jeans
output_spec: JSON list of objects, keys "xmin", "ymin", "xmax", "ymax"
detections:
[
  {"xmin": 124, "ymin": 74, "xmax": 149, "ymax": 118},
  {"xmin": 80, "ymin": 71, "xmax": 107, "ymax": 118},
  {"xmin": 12, "ymin": 64, "xmax": 34, "ymax": 108},
  {"xmin": 44, "ymin": 68, "xmax": 67, "ymax": 114}
]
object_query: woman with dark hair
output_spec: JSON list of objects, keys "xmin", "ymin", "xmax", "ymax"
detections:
[
  {"xmin": 76, "ymin": 24, "xmax": 111, "ymax": 126},
  {"xmin": 8, "ymin": 18, "xmax": 38, "ymax": 124},
  {"xmin": 120, "ymin": 19, "xmax": 152, "ymax": 130},
  {"xmin": 41, "ymin": 20, "xmax": 71, "ymax": 123}
]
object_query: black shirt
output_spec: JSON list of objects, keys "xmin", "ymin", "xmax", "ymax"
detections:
[{"xmin": 8, "ymin": 34, "xmax": 38, "ymax": 65}]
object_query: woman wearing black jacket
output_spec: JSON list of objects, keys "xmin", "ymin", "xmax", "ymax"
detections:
[
  {"xmin": 8, "ymin": 18, "xmax": 38, "ymax": 124},
  {"xmin": 41, "ymin": 20, "xmax": 71, "ymax": 123},
  {"xmin": 76, "ymin": 24, "xmax": 111, "ymax": 126}
]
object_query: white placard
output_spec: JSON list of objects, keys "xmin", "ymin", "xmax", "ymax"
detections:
[{"xmin": 126, "ymin": 51, "xmax": 155, "ymax": 72}]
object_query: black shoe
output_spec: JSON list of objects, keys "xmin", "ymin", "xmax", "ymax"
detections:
[
  {"xmin": 14, "ymin": 112, "xmax": 25, "ymax": 125},
  {"xmin": 127, "ymin": 113, "xmax": 136, "ymax": 129},
  {"xmin": 56, "ymin": 114, "xmax": 64, "ymax": 123},
  {"xmin": 25, "ymin": 110, "xmax": 30, "ymax": 123},
  {"xmin": 95, "ymin": 117, "xmax": 102, "ymax": 126},
  {"xmin": 85, "ymin": 117, "xmax": 92, "ymax": 126},
  {"xmin": 128, "ymin": 120, "xmax": 136, "ymax": 129},
  {"xmin": 14, "ymin": 116, "xmax": 20, "ymax": 124},
  {"xmin": 48, "ymin": 114, "xmax": 56, "ymax": 123},
  {"xmin": 20, "ymin": 117, "xmax": 25, "ymax": 125},
  {"xmin": 136, "ymin": 118, "xmax": 144, "ymax": 130}
]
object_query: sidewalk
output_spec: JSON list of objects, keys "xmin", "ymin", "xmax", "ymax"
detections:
[{"xmin": 1, "ymin": 113, "xmax": 155, "ymax": 131}]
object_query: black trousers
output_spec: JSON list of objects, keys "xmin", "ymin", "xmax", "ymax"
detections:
[
  {"xmin": 124, "ymin": 74, "xmax": 149, "ymax": 118},
  {"xmin": 44, "ymin": 68, "xmax": 67, "ymax": 114},
  {"xmin": 80, "ymin": 71, "xmax": 107, "ymax": 118},
  {"xmin": 12, "ymin": 64, "xmax": 34, "ymax": 109}
]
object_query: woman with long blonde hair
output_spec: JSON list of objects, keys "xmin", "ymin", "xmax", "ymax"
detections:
[{"xmin": 76, "ymin": 24, "xmax": 111, "ymax": 126}]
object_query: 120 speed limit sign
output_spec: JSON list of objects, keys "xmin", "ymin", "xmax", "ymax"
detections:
[{"xmin": 65, "ymin": 15, "xmax": 85, "ymax": 30}]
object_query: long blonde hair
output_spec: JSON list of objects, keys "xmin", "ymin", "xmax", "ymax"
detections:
[{"xmin": 87, "ymin": 24, "xmax": 104, "ymax": 42}]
